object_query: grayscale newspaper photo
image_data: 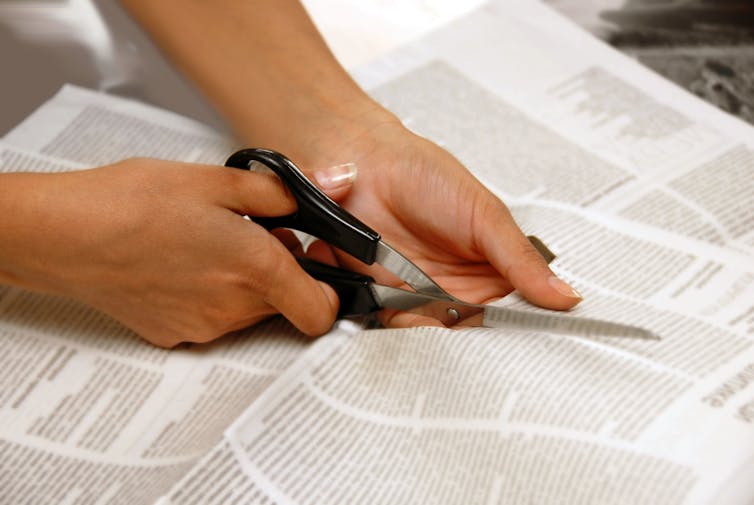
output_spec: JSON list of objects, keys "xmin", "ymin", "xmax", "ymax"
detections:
[{"xmin": 545, "ymin": 0, "xmax": 754, "ymax": 126}]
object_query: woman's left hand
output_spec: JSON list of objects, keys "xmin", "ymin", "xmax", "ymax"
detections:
[{"xmin": 303, "ymin": 118, "xmax": 583, "ymax": 328}]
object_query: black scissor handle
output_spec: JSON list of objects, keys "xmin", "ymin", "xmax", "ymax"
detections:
[
  {"xmin": 225, "ymin": 148, "xmax": 381, "ymax": 264},
  {"xmin": 297, "ymin": 258, "xmax": 381, "ymax": 318}
]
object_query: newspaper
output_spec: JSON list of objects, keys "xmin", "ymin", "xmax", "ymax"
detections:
[
  {"xmin": 2, "ymin": 84, "xmax": 236, "ymax": 166},
  {"xmin": 0, "ymin": 222, "xmax": 313, "ymax": 502},
  {"xmin": 1, "ymin": 0, "xmax": 753, "ymax": 503},
  {"xmin": 0, "ymin": 98, "xmax": 315, "ymax": 502}
]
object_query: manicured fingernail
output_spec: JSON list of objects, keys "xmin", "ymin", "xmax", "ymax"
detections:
[
  {"xmin": 314, "ymin": 163, "xmax": 357, "ymax": 191},
  {"xmin": 548, "ymin": 276, "xmax": 583, "ymax": 299}
]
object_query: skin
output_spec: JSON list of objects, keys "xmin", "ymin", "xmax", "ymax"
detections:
[
  {"xmin": 0, "ymin": 0, "xmax": 581, "ymax": 347},
  {"xmin": 0, "ymin": 161, "xmax": 348, "ymax": 347}
]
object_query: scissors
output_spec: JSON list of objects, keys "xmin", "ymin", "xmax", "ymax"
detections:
[{"xmin": 225, "ymin": 148, "xmax": 657, "ymax": 340}]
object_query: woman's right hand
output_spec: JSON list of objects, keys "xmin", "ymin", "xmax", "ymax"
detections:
[{"xmin": 0, "ymin": 158, "xmax": 354, "ymax": 347}]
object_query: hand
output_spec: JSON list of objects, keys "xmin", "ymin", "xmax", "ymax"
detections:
[
  {"xmin": 304, "ymin": 119, "xmax": 583, "ymax": 328},
  {"xmin": 0, "ymin": 158, "xmax": 354, "ymax": 347},
  {"xmin": 119, "ymin": 0, "xmax": 581, "ymax": 331}
]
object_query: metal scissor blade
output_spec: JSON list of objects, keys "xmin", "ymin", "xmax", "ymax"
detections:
[
  {"xmin": 373, "ymin": 237, "xmax": 555, "ymax": 300},
  {"xmin": 373, "ymin": 241, "xmax": 453, "ymax": 299},
  {"xmin": 372, "ymin": 285, "xmax": 658, "ymax": 340},
  {"xmin": 478, "ymin": 305, "xmax": 658, "ymax": 340}
]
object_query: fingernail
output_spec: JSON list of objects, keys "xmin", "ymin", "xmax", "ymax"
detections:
[
  {"xmin": 313, "ymin": 163, "xmax": 357, "ymax": 191},
  {"xmin": 548, "ymin": 276, "xmax": 583, "ymax": 299}
]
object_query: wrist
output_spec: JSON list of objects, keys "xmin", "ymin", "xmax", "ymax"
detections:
[
  {"xmin": 285, "ymin": 103, "xmax": 416, "ymax": 179},
  {"xmin": 236, "ymin": 85, "xmax": 401, "ymax": 168},
  {"xmin": 296, "ymin": 98, "xmax": 403, "ymax": 168},
  {"xmin": 0, "ymin": 173, "xmax": 61, "ymax": 293}
]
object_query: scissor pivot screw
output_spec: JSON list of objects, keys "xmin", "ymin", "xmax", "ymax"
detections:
[{"xmin": 447, "ymin": 308, "xmax": 460, "ymax": 321}]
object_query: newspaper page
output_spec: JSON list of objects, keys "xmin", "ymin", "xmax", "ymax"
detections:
[
  {"xmin": 2, "ymin": 0, "xmax": 753, "ymax": 503},
  {"xmin": 0, "ymin": 229, "xmax": 314, "ymax": 502},
  {"xmin": 160, "ymin": 203, "xmax": 754, "ymax": 505},
  {"xmin": 0, "ymin": 96, "xmax": 315, "ymax": 502},
  {"xmin": 353, "ymin": 0, "xmax": 754, "ymax": 258},
  {"xmin": 0, "ymin": 144, "xmax": 84, "ymax": 174},
  {"xmin": 2, "ymin": 84, "xmax": 237, "ymax": 166},
  {"xmin": 157, "ymin": 0, "xmax": 754, "ymax": 503},
  {"xmin": 0, "ymin": 277, "xmax": 313, "ymax": 502},
  {"xmin": 368, "ymin": 60, "xmax": 754, "ymax": 257}
]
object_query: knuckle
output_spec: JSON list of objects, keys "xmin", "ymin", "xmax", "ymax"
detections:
[
  {"xmin": 302, "ymin": 288, "xmax": 339, "ymax": 336},
  {"xmin": 219, "ymin": 164, "xmax": 246, "ymax": 190},
  {"xmin": 298, "ymin": 316, "xmax": 334, "ymax": 337},
  {"xmin": 115, "ymin": 156, "xmax": 149, "ymax": 168},
  {"xmin": 143, "ymin": 332, "xmax": 181, "ymax": 349},
  {"xmin": 187, "ymin": 331, "xmax": 220, "ymax": 345},
  {"xmin": 221, "ymin": 166, "xmax": 255, "ymax": 191},
  {"xmin": 235, "ymin": 238, "xmax": 338, "ymax": 336},
  {"xmin": 301, "ymin": 308, "xmax": 336, "ymax": 337},
  {"xmin": 518, "ymin": 240, "xmax": 550, "ymax": 268},
  {"xmin": 199, "ymin": 305, "xmax": 233, "ymax": 333},
  {"xmin": 244, "ymin": 249, "xmax": 282, "ymax": 298},
  {"xmin": 498, "ymin": 239, "xmax": 550, "ymax": 281}
]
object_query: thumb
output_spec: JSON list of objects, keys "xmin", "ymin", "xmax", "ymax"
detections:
[
  {"xmin": 308, "ymin": 162, "xmax": 357, "ymax": 202},
  {"xmin": 478, "ymin": 201, "xmax": 583, "ymax": 311}
]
